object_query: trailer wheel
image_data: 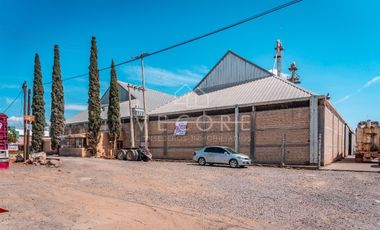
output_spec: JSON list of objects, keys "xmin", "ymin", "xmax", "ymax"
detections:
[
  {"xmin": 126, "ymin": 150, "xmax": 134, "ymax": 161},
  {"xmin": 116, "ymin": 150, "xmax": 126, "ymax": 160},
  {"xmin": 126, "ymin": 150, "xmax": 139, "ymax": 161}
]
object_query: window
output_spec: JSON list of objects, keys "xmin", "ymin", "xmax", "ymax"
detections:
[
  {"xmin": 204, "ymin": 147, "xmax": 215, "ymax": 153},
  {"xmin": 214, "ymin": 148, "xmax": 226, "ymax": 154},
  {"xmin": 62, "ymin": 138, "xmax": 86, "ymax": 148},
  {"xmin": 117, "ymin": 141, "xmax": 123, "ymax": 150},
  {"xmin": 204, "ymin": 147, "xmax": 226, "ymax": 154}
]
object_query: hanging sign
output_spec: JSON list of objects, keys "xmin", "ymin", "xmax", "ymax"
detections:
[
  {"xmin": 174, "ymin": 121, "xmax": 187, "ymax": 136},
  {"xmin": 24, "ymin": 115, "xmax": 35, "ymax": 122},
  {"xmin": 133, "ymin": 108, "xmax": 145, "ymax": 117}
]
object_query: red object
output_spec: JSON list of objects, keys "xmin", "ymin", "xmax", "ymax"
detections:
[
  {"xmin": 0, "ymin": 208, "xmax": 8, "ymax": 213},
  {"xmin": 0, "ymin": 161, "xmax": 9, "ymax": 170},
  {"xmin": 0, "ymin": 114, "xmax": 9, "ymax": 170},
  {"xmin": 0, "ymin": 114, "xmax": 8, "ymax": 150}
]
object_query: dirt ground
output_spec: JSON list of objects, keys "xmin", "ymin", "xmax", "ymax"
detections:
[{"xmin": 0, "ymin": 157, "xmax": 379, "ymax": 230}]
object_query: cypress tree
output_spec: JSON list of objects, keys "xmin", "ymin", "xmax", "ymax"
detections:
[
  {"xmin": 32, "ymin": 54, "xmax": 45, "ymax": 152},
  {"xmin": 87, "ymin": 36, "xmax": 101, "ymax": 155},
  {"xmin": 50, "ymin": 45, "xmax": 65, "ymax": 151},
  {"xmin": 107, "ymin": 60, "xmax": 121, "ymax": 155}
]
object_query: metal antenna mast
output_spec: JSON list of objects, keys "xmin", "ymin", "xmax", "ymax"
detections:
[
  {"xmin": 274, "ymin": 39, "xmax": 284, "ymax": 77},
  {"xmin": 288, "ymin": 62, "xmax": 301, "ymax": 84}
]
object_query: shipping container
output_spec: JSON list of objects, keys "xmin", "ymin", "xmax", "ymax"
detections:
[{"xmin": 0, "ymin": 113, "xmax": 9, "ymax": 170}]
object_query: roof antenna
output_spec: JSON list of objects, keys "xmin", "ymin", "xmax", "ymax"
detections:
[
  {"xmin": 288, "ymin": 61, "xmax": 301, "ymax": 84},
  {"xmin": 274, "ymin": 39, "xmax": 284, "ymax": 77}
]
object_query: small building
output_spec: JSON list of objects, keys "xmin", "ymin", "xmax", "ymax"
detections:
[
  {"xmin": 65, "ymin": 51, "xmax": 354, "ymax": 165},
  {"xmin": 63, "ymin": 82, "xmax": 174, "ymax": 157},
  {"xmin": 11, "ymin": 128, "xmax": 51, "ymax": 153}
]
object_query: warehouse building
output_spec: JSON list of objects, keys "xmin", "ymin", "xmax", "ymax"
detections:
[{"xmin": 64, "ymin": 50, "xmax": 354, "ymax": 165}]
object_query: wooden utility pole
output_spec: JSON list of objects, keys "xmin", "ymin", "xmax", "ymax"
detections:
[
  {"xmin": 127, "ymin": 84, "xmax": 135, "ymax": 148},
  {"xmin": 26, "ymin": 89, "xmax": 31, "ymax": 159},
  {"xmin": 22, "ymin": 81, "xmax": 27, "ymax": 160}
]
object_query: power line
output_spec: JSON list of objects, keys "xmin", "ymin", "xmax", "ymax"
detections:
[
  {"xmin": 2, "ymin": 89, "xmax": 22, "ymax": 113},
  {"xmin": 44, "ymin": 0, "xmax": 302, "ymax": 85}
]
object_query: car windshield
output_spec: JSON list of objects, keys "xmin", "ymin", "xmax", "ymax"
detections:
[{"xmin": 225, "ymin": 147, "xmax": 238, "ymax": 154}]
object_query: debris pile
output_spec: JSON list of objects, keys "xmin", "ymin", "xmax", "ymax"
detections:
[{"xmin": 24, "ymin": 152, "xmax": 62, "ymax": 167}]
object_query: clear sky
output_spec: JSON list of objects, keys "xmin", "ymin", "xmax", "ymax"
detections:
[{"xmin": 0, "ymin": 0, "xmax": 379, "ymax": 129}]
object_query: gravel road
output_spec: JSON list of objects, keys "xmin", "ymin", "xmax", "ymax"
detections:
[{"xmin": 0, "ymin": 157, "xmax": 379, "ymax": 229}]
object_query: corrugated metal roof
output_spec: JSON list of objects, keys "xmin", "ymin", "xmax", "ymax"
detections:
[
  {"xmin": 66, "ymin": 81, "xmax": 174, "ymax": 124},
  {"xmin": 194, "ymin": 50, "xmax": 273, "ymax": 92},
  {"xmin": 150, "ymin": 76, "xmax": 316, "ymax": 115},
  {"xmin": 67, "ymin": 50, "xmax": 318, "ymax": 123}
]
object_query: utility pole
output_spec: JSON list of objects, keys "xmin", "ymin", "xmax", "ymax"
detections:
[
  {"xmin": 127, "ymin": 84, "xmax": 135, "ymax": 148},
  {"xmin": 139, "ymin": 53, "xmax": 149, "ymax": 148},
  {"xmin": 22, "ymin": 81, "xmax": 27, "ymax": 160},
  {"xmin": 274, "ymin": 39, "xmax": 284, "ymax": 77},
  {"xmin": 26, "ymin": 89, "xmax": 31, "ymax": 159}
]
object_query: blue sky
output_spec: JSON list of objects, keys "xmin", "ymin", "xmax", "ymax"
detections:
[{"xmin": 0, "ymin": 0, "xmax": 379, "ymax": 129}]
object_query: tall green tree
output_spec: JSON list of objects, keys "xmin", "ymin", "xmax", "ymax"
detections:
[
  {"xmin": 107, "ymin": 60, "xmax": 121, "ymax": 155},
  {"xmin": 31, "ymin": 53, "xmax": 45, "ymax": 152},
  {"xmin": 87, "ymin": 36, "xmax": 101, "ymax": 155},
  {"xmin": 7, "ymin": 127, "xmax": 17, "ymax": 143},
  {"xmin": 50, "ymin": 45, "xmax": 65, "ymax": 151}
]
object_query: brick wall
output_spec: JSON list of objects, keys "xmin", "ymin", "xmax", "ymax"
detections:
[
  {"xmin": 323, "ymin": 104, "xmax": 347, "ymax": 165},
  {"xmin": 255, "ymin": 107, "xmax": 310, "ymax": 164},
  {"xmin": 65, "ymin": 104, "xmax": 314, "ymax": 164}
]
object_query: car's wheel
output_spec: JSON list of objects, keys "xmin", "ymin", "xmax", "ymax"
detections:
[
  {"xmin": 229, "ymin": 159, "xmax": 239, "ymax": 168},
  {"xmin": 198, "ymin": 157, "xmax": 206, "ymax": 166}
]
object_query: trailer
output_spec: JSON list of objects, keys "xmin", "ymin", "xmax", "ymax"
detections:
[
  {"xmin": 355, "ymin": 120, "xmax": 380, "ymax": 164},
  {"xmin": 115, "ymin": 146, "xmax": 152, "ymax": 162},
  {"xmin": 0, "ymin": 113, "xmax": 9, "ymax": 170}
]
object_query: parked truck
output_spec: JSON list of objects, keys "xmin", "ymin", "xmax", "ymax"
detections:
[
  {"xmin": 0, "ymin": 113, "xmax": 9, "ymax": 169},
  {"xmin": 355, "ymin": 120, "xmax": 380, "ymax": 164}
]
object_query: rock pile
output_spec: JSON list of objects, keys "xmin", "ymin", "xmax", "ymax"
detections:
[{"xmin": 24, "ymin": 152, "xmax": 62, "ymax": 168}]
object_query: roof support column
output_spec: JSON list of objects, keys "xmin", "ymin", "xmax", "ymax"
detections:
[
  {"xmin": 250, "ymin": 106, "xmax": 256, "ymax": 161},
  {"xmin": 163, "ymin": 115, "xmax": 168, "ymax": 158},
  {"xmin": 202, "ymin": 111, "xmax": 207, "ymax": 147},
  {"xmin": 234, "ymin": 105, "xmax": 239, "ymax": 152},
  {"xmin": 310, "ymin": 96, "xmax": 319, "ymax": 164}
]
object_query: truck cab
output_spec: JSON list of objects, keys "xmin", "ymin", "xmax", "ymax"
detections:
[{"xmin": 0, "ymin": 113, "xmax": 9, "ymax": 170}]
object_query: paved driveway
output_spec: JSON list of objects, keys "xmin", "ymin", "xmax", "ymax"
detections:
[{"xmin": 322, "ymin": 155, "xmax": 380, "ymax": 173}]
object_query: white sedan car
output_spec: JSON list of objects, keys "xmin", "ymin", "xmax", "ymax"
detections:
[{"xmin": 193, "ymin": 146, "xmax": 251, "ymax": 168}]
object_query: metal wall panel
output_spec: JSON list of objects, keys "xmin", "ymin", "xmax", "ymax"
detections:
[{"xmin": 197, "ymin": 52, "xmax": 271, "ymax": 92}]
